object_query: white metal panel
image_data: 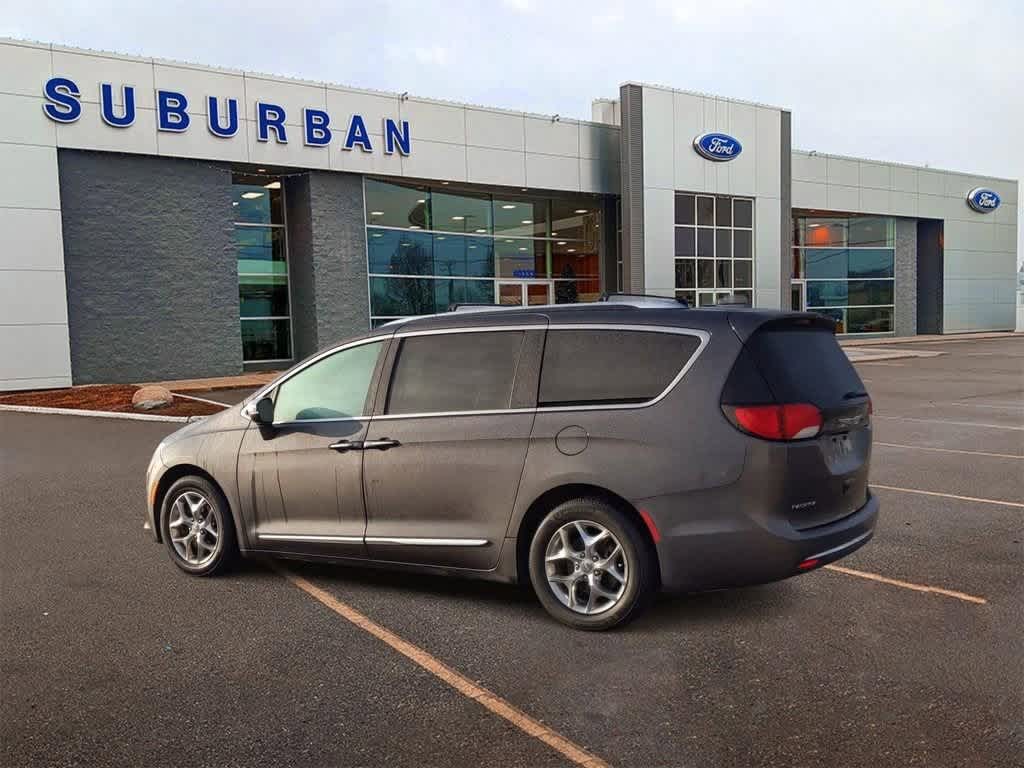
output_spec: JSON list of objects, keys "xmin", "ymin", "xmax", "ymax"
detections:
[
  {"xmin": 891, "ymin": 165, "xmax": 918, "ymax": 193},
  {"xmin": 398, "ymin": 99, "xmax": 466, "ymax": 145},
  {"xmin": 157, "ymin": 118, "xmax": 250, "ymax": 162},
  {"xmin": 641, "ymin": 86, "xmax": 674, "ymax": 191},
  {"xmin": 0, "ymin": 270, "xmax": 68, "ymax": 324},
  {"xmin": 400, "ymin": 138, "xmax": 467, "ymax": 182},
  {"xmin": 0, "ymin": 144, "xmax": 61, "ymax": 209},
  {"xmin": 916, "ymin": 169, "xmax": 946, "ymax": 196},
  {"xmin": 792, "ymin": 179, "xmax": 827, "ymax": 209},
  {"xmin": 994, "ymin": 224, "xmax": 1016, "ymax": 252},
  {"xmin": 325, "ymin": 88, "xmax": 402, "ymax": 139},
  {"xmin": 888, "ymin": 190, "xmax": 918, "ymax": 217},
  {"xmin": 752, "ymin": 106, "xmax": 778, "ymax": 198},
  {"xmin": 579, "ymin": 158, "xmax": 618, "ymax": 194},
  {"xmin": 466, "ymin": 146, "xmax": 525, "ymax": 187},
  {"xmin": 579, "ymin": 123, "xmax": 618, "ymax": 160},
  {"xmin": 826, "ymin": 157, "xmax": 858, "ymax": 187},
  {"xmin": 826, "ymin": 184, "xmax": 859, "ymax": 211},
  {"xmin": 858, "ymin": 187, "xmax": 892, "ymax": 215},
  {"xmin": 524, "ymin": 117, "xmax": 578, "ymax": 156},
  {"xmin": 0, "ymin": 208, "xmax": 64, "ymax": 270},
  {"xmin": 671, "ymin": 91, "xmax": 705, "ymax": 193},
  {"xmin": 0, "ymin": 40, "xmax": 52, "ymax": 97},
  {"xmin": 0, "ymin": 324, "xmax": 72, "ymax": 387},
  {"xmin": 0, "ymin": 93, "xmax": 57, "ymax": 146},
  {"xmin": 244, "ymin": 116, "xmax": 330, "ymax": 170},
  {"xmin": 56, "ymin": 102, "xmax": 159, "ymax": 155},
  {"xmin": 755, "ymin": 197, "xmax": 780, "ymax": 290},
  {"xmin": 642, "ymin": 188, "xmax": 674, "ymax": 296},
  {"xmin": 525, "ymin": 153, "xmax": 579, "ymax": 191},
  {"xmin": 755, "ymin": 288, "xmax": 781, "ymax": 310},
  {"xmin": 51, "ymin": 49, "xmax": 157, "ymax": 109},
  {"xmin": 859, "ymin": 162, "xmax": 891, "ymax": 190},
  {"xmin": 153, "ymin": 63, "xmax": 246, "ymax": 117},
  {"xmin": 791, "ymin": 152, "xmax": 827, "ymax": 183},
  {"xmin": 242, "ymin": 74, "xmax": 326, "ymax": 127},
  {"xmin": 466, "ymin": 109, "xmax": 525, "ymax": 152},
  {"xmin": 335, "ymin": 142, "xmax": 404, "ymax": 175}
]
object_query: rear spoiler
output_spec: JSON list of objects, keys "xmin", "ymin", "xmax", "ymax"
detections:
[{"xmin": 727, "ymin": 311, "xmax": 836, "ymax": 343}]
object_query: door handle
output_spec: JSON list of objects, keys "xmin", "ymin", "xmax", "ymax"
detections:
[
  {"xmin": 362, "ymin": 438, "xmax": 401, "ymax": 451},
  {"xmin": 328, "ymin": 440, "xmax": 364, "ymax": 452}
]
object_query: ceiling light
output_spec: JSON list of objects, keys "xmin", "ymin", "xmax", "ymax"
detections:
[
  {"xmin": 370, "ymin": 211, "xmax": 384, "ymax": 216},
  {"xmin": 557, "ymin": 241, "xmax": 567, "ymax": 245},
  {"xmin": 441, "ymin": 181, "xmax": 450, "ymax": 185},
  {"xmin": 518, "ymin": 247, "xmax": 527, "ymax": 252},
  {"xmin": 502, "ymin": 204, "xmax": 516, "ymax": 210},
  {"xmin": 371, "ymin": 233, "xmax": 382, "ymax": 238},
  {"xmin": 263, "ymin": 181, "xmax": 281, "ymax": 189},
  {"xmin": 505, "ymin": 239, "xmax": 514, "ymax": 243},
  {"xmin": 574, "ymin": 209, "xmax": 588, "ymax": 214},
  {"xmin": 521, "ymin": 220, "xmax": 532, "ymax": 224},
  {"xmin": 416, "ymin": 198, "xmax": 426, "ymax": 204},
  {"xmin": 468, "ymin": 245, "xmax": 476, "ymax": 249},
  {"xmin": 521, "ymin": 188, "xmax": 527, "ymax": 192},
  {"xmin": 808, "ymin": 223, "xmax": 821, "ymax": 228},
  {"xmin": 231, "ymin": 201, "xmax": 238, "ymax": 206},
  {"xmin": 475, "ymin": 228, "xmax": 487, "ymax": 233},
  {"xmin": 401, "ymin": 242, "xmax": 412, "ymax": 247},
  {"xmin": 241, "ymin": 192, "xmax": 264, "ymax": 199},
  {"xmin": 257, "ymin": 168, "xmax": 267, "ymax": 172},
  {"xmin": 409, "ymin": 225, "xmax": 421, "ymax": 229},
  {"xmin": 437, "ymin": 236, "xmax": 446, "ymax": 240},
  {"xmin": 568, "ymin": 248, "xmax": 576, "ymax": 253},
  {"xmin": 551, "ymin": 232, "xmax": 558, "ymax": 236},
  {"xmin": 451, "ymin": 215, "xmax": 465, "ymax": 221}
]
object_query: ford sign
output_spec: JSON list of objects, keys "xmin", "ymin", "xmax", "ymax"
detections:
[
  {"xmin": 693, "ymin": 132, "xmax": 742, "ymax": 162},
  {"xmin": 966, "ymin": 187, "xmax": 1001, "ymax": 213}
]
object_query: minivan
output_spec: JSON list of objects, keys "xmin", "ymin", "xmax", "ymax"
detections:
[{"xmin": 145, "ymin": 298, "xmax": 878, "ymax": 629}]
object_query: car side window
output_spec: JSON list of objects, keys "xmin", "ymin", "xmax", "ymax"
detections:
[
  {"xmin": 386, "ymin": 331, "xmax": 526, "ymax": 415},
  {"xmin": 273, "ymin": 341, "xmax": 384, "ymax": 422},
  {"xmin": 538, "ymin": 329, "xmax": 701, "ymax": 407}
]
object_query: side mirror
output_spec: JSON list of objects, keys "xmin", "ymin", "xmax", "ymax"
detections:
[{"xmin": 245, "ymin": 396, "xmax": 275, "ymax": 425}]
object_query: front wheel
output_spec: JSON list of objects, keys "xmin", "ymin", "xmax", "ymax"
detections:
[
  {"xmin": 528, "ymin": 497, "xmax": 657, "ymax": 630},
  {"xmin": 160, "ymin": 476, "xmax": 237, "ymax": 576}
]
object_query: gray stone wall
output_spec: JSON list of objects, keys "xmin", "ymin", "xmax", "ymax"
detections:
[
  {"xmin": 284, "ymin": 171, "xmax": 369, "ymax": 358},
  {"xmin": 894, "ymin": 218, "xmax": 918, "ymax": 337},
  {"xmin": 58, "ymin": 150, "xmax": 241, "ymax": 384}
]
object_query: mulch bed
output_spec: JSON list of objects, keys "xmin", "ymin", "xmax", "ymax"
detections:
[{"xmin": 0, "ymin": 384, "xmax": 225, "ymax": 417}]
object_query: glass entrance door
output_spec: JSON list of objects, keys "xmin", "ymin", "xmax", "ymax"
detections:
[
  {"xmin": 791, "ymin": 280, "xmax": 806, "ymax": 312},
  {"xmin": 496, "ymin": 281, "xmax": 553, "ymax": 306}
]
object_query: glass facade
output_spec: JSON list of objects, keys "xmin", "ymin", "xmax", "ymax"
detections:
[
  {"xmin": 365, "ymin": 179, "xmax": 603, "ymax": 323},
  {"xmin": 793, "ymin": 215, "xmax": 895, "ymax": 334},
  {"xmin": 233, "ymin": 174, "xmax": 292, "ymax": 361},
  {"xmin": 673, "ymin": 193, "xmax": 754, "ymax": 307}
]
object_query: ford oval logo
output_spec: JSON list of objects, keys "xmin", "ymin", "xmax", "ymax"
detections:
[
  {"xmin": 966, "ymin": 187, "xmax": 1000, "ymax": 213},
  {"xmin": 693, "ymin": 132, "xmax": 742, "ymax": 162}
]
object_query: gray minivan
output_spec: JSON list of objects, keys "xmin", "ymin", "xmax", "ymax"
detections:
[{"xmin": 145, "ymin": 300, "xmax": 878, "ymax": 629}]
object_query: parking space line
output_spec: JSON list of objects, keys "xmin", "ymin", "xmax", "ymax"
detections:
[
  {"xmin": 824, "ymin": 565, "xmax": 987, "ymax": 605},
  {"xmin": 276, "ymin": 566, "xmax": 610, "ymax": 768},
  {"xmin": 946, "ymin": 402, "xmax": 1024, "ymax": 411},
  {"xmin": 874, "ymin": 442, "xmax": 1023, "ymax": 460},
  {"xmin": 872, "ymin": 483, "xmax": 1024, "ymax": 509},
  {"xmin": 874, "ymin": 415, "xmax": 1024, "ymax": 431}
]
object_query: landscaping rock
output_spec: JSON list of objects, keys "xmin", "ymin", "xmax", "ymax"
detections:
[{"xmin": 132, "ymin": 385, "xmax": 173, "ymax": 410}]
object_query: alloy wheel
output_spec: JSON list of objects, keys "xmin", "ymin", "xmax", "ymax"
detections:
[
  {"xmin": 167, "ymin": 490, "xmax": 220, "ymax": 567},
  {"xmin": 544, "ymin": 520, "xmax": 628, "ymax": 615}
]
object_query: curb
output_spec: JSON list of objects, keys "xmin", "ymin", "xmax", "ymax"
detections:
[
  {"xmin": 169, "ymin": 391, "xmax": 232, "ymax": 408},
  {"xmin": 0, "ymin": 403, "xmax": 200, "ymax": 423}
]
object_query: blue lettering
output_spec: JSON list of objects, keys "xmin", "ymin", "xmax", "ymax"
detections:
[
  {"xmin": 99, "ymin": 83, "xmax": 136, "ymax": 128},
  {"xmin": 156, "ymin": 90, "xmax": 190, "ymax": 132},
  {"xmin": 383, "ymin": 118, "xmax": 411, "ymax": 155},
  {"xmin": 207, "ymin": 97, "xmax": 239, "ymax": 138},
  {"xmin": 343, "ymin": 114, "xmax": 373, "ymax": 152},
  {"xmin": 42, "ymin": 77, "xmax": 82, "ymax": 123},
  {"xmin": 257, "ymin": 102, "xmax": 287, "ymax": 143},
  {"xmin": 303, "ymin": 108, "xmax": 332, "ymax": 146}
]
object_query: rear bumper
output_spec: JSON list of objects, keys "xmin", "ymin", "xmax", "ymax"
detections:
[{"xmin": 645, "ymin": 489, "xmax": 879, "ymax": 592}]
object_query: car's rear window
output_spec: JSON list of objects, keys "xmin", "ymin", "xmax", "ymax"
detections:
[
  {"xmin": 538, "ymin": 329, "xmax": 701, "ymax": 407},
  {"xmin": 745, "ymin": 327, "xmax": 865, "ymax": 407}
]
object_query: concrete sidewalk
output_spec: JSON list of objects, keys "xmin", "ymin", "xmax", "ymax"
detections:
[{"xmin": 840, "ymin": 331, "xmax": 1020, "ymax": 346}]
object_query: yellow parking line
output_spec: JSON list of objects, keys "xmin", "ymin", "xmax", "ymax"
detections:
[
  {"xmin": 874, "ymin": 442, "xmax": 1023, "ymax": 460},
  {"xmin": 872, "ymin": 483, "xmax": 1024, "ymax": 509},
  {"xmin": 824, "ymin": 564, "xmax": 987, "ymax": 605},
  {"xmin": 276, "ymin": 565, "xmax": 610, "ymax": 768}
]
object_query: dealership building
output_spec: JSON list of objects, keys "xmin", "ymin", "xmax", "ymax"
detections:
[{"xmin": 0, "ymin": 38, "xmax": 1019, "ymax": 391}]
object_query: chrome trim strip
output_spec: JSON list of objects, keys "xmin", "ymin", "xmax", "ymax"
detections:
[
  {"xmin": 365, "ymin": 536, "xmax": 490, "ymax": 547},
  {"xmin": 805, "ymin": 530, "xmax": 873, "ymax": 561},
  {"xmin": 257, "ymin": 533, "xmax": 363, "ymax": 543}
]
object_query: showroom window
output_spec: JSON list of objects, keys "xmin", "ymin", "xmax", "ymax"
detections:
[
  {"xmin": 673, "ymin": 193, "xmax": 754, "ymax": 307},
  {"xmin": 233, "ymin": 173, "xmax": 292, "ymax": 362},
  {"xmin": 792, "ymin": 215, "xmax": 895, "ymax": 334},
  {"xmin": 365, "ymin": 179, "xmax": 604, "ymax": 324}
]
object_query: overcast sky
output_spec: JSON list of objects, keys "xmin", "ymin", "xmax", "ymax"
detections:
[{"xmin": 4, "ymin": 0, "xmax": 1021, "ymax": 265}]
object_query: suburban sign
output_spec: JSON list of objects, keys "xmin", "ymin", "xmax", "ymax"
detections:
[
  {"xmin": 41, "ymin": 76, "xmax": 412, "ymax": 155},
  {"xmin": 966, "ymin": 187, "xmax": 1001, "ymax": 213},
  {"xmin": 693, "ymin": 132, "xmax": 742, "ymax": 162}
]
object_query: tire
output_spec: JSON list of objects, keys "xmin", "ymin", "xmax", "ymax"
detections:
[
  {"xmin": 160, "ymin": 475, "xmax": 238, "ymax": 576},
  {"xmin": 528, "ymin": 497, "xmax": 657, "ymax": 630}
]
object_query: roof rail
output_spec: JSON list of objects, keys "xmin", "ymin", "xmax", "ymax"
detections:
[
  {"xmin": 447, "ymin": 303, "xmax": 519, "ymax": 313},
  {"xmin": 600, "ymin": 293, "xmax": 688, "ymax": 308}
]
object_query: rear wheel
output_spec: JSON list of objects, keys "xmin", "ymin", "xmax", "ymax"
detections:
[
  {"xmin": 528, "ymin": 497, "xmax": 657, "ymax": 630},
  {"xmin": 160, "ymin": 476, "xmax": 237, "ymax": 576}
]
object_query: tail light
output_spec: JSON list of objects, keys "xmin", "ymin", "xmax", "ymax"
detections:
[{"xmin": 724, "ymin": 403, "xmax": 823, "ymax": 441}]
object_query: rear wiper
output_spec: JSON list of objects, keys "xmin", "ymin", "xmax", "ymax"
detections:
[{"xmin": 843, "ymin": 390, "xmax": 869, "ymax": 400}]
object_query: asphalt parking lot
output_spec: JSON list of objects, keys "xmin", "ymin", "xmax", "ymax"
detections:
[{"xmin": 1, "ymin": 336, "xmax": 1021, "ymax": 767}]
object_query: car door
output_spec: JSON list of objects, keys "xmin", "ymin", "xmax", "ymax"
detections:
[
  {"xmin": 237, "ymin": 337, "xmax": 390, "ymax": 557},
  {"xmin": 362, "ymin": 320, "xmax": 546, "ymax": 570}
]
